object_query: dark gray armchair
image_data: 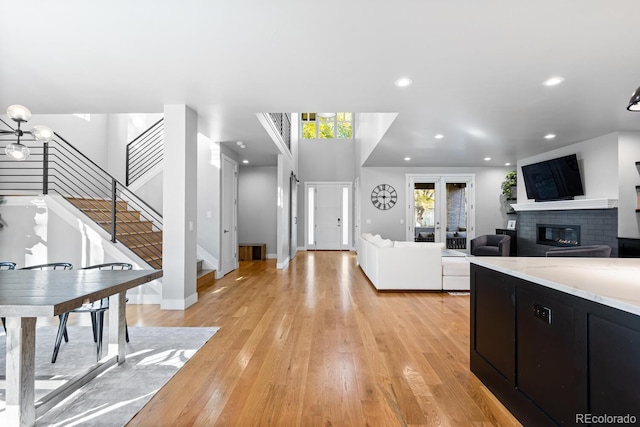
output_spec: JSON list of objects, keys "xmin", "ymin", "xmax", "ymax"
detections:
[
  {"xmin": 470, "ymin": 234, "xmax": 511, "ymax": 256},
  {"xmin": 545, "ymin": 245, "xmax": 611, "ymax": 258}
]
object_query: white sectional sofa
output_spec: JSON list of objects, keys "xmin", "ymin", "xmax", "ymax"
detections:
[{"xmin": 358, "ymin": 233, "xmax": 470, "ymax": 291}]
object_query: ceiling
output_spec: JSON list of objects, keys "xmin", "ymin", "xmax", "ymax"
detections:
[{"xmin": 2, "ymin": 1, "xmax": 640, "ymax": 168}]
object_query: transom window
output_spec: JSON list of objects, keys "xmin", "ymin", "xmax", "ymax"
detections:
[{"xmin": 301, "ymin": 113, "xmax": 353, "ymax": 139}]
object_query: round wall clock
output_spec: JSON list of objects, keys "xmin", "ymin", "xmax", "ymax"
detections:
[{"xmin": 371, "ymin": 184, "xmax": 397, "ymax": 210}]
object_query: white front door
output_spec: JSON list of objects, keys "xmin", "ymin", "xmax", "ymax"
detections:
[
  {"xmin": 306, "ymin": 182, "xmax": 351, "ymax": 250},
  {"xmin": 315, "ymin": 184, "xmax": 342, "ymax": 250},
  {"xmin": 221, "ymin": 155, "xmax": 238, "ymax": 276}
]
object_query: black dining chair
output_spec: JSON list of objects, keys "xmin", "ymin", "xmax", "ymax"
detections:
[
  {"xmin": 52, "ymin": 262, "xmax": 133, "ymax": 363},
  {"xmin": 5, "ymin": 263, "xmax": 74, "ymax": 334},
  {"xmin": 20, "ymin": 263, "xmax": 74, "ymax": 345},
  {"xmin": 0, "ymin": 262, "xmax": 16, "ymax": 270},
  {"xmin": 20, "ymin": 262, "xmax": 73, "ymax": 271},
  {"xmin": 0, "ymin": 262, "xmax": 17, "ymax": 332}
]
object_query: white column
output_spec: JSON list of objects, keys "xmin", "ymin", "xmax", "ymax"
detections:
[{"xmin": 161, "ymin": 105, "xmax": 198, "ymax": 309}]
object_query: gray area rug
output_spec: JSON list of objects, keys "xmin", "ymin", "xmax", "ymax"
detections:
[{"xmin": 0, "ymin": 326, "xmax": 218, "ymax": 426}]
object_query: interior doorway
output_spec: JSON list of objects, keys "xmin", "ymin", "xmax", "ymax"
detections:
[
  {"xmin": 406, "ymin": 174, "xmax": 475, "ymax": 252},
  {"xmin": 220, "ymin": 155, "xmax": 238, "ymax": 276},
  {"xmin": 289, "ymin": 172, "xmax": 299, "ymax": 260},
  {"xmin": 305, "ymin": 182, "xmax": 352, "ymax": 250}
]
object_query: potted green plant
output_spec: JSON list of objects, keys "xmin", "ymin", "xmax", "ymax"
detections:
[{"xmin": 501, "ymin": 171, "xmax": 517, "ymax": 200}]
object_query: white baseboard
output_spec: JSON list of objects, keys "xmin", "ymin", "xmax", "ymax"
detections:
[
  {"xmin": 126, "ymin": 293, "xmax": 161, "ymax": 305},
  {"xmin": 160, "ymin": 293, "xmax": 198, "ymax": 310},
  {"xmin": 276, "ymin": 257, "xmax": 290, "ymax": 269}
]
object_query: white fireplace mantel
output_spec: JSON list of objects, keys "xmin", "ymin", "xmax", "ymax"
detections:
[{"xmin": 511, "ymin": 198, "xmax": 619, "ymax": 212}]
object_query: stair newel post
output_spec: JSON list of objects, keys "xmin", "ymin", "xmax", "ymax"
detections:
[
  {"xmin": 42, "ymin": 141, "xmax": 49, "ymax": 194},
  {"xmin": 111, "ymin": 178, "xmax": 117, "ymax": 243}
]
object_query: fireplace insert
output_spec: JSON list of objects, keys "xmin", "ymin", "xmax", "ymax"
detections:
[{"xmin": 536, "ymin": 224, "xmax": 581, "ymax": 247}]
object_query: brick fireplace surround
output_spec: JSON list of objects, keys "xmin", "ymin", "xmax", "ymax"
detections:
[{"xmin": 516, "ymin": 209, "xmax": 618, "ymax": 257}]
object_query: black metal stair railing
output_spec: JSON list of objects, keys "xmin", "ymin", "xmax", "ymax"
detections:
[
  {"xmin": 0, "ymin": 134, "xmax": 163, "ymax": 269},
  {"xmin": 126, "ymin": 118, "xmax": 164, "ymax": 186},
  {"xmin": 267, "ymin": 113, "xmax": 291, "ymax": 151}
]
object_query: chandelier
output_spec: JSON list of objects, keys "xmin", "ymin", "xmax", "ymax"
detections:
[{"xmin": 0, "ymin": 105, "xmax": 54, "ymax": 161}]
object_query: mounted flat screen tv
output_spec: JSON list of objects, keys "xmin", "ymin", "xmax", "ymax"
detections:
[{"xmin": 521, "ymin": 154, "xmax": 585, "ymax": 202}]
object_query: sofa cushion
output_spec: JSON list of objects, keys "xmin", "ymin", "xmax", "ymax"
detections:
[
  {"xmin": 472, "ymin": 246, "xmax": 501, "ymax": 256},
  {"xmin": 377, "ymin": 238, "xmax": 394, "ymax": 248},
  {"xmin": 361, "ymin": 233, "xmax": 373, "ymax": 241},
  {"xmin": 442, "ymin": 257, "xmax": 470, "ymax": 276},
  {"xmin": 394, "ymin": 241, "xmax": 445, "ymax": 249}
]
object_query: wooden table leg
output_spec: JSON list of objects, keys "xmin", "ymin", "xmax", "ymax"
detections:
[
  {"xmin": 5, "ymin": 316, "xmax": 37, "ymax": 427},
  {"xmin": 108, "ymin": 291, "xmax": 126, "ymax": 364}
]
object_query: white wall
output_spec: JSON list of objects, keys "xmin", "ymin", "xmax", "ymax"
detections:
[
  {"xmin": 238, "ymin": 166, "xmax": 277, "ymax": 256},
  {"xmin": 618, "ymin": 131, "xmax": 640, "ymax": 238},
  {"xmin": 359, "ymin": 166, "xmax": 512, "ymax": 241},
  {"xmin": 516, "ymin": 132, "xmax": 619, "ymax": 201},
  {"xmin": 298, "ymin": 138, "xmax": 356, "ymax": 182},
  {"xmin": 277, "ymin": 154, "xmax": 293, "ymax": 267},
  {"xmin": 356, "ymin": 113, "xmax": 398, "ymax": 166},
  {"xmin": 197, "ymin": 134, "xmax": 221, "ymax": 264},
  {"xmin": 161, "ymin": 105, "xmax": 198, "ymax": 310},
  {"xmin": 297, "ymin": 138, "xmax": 356, "ymax": 246},
  {"xmin": 106, "ymin": 113, "xmax": 163, "ymax": 183},
  {"xmin": 32, "ymin": 114, "xmax": 109, "ymax": 171},
  {"xmin": 0, "ymin": 196, "xmax": 147, "ymax": 267}
]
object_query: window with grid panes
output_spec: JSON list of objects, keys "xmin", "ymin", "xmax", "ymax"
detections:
[{"xmin": 301, "ymin": 113, "xmax": 353, "ymax": 139}]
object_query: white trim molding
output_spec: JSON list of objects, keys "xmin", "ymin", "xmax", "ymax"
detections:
[
  {"xmin": 161, "ymin": 293, "xmax": 198, "ymax": 310},
  {"xmin": 511, "ymin": 198, "xmax": 619, "ymax": 211}
]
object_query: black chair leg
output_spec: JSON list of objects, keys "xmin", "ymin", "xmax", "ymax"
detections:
[
  {"xmin": 125, "ymin": 320, "xmax": 130, "ymax": 343},
  {"xmin": 58, "ymin": 314, "xmax": 69, "ymax": 342},
  {"xmin": 96, "ymin": 311, "xmax": 104, "ymax": 361},
  {"xmin": 1, "ymin": 317, "xmax": 5, "ymax": 333},
  {"xmin": 52, "ymin": 312, "xmax": 70, "ymax": 363},
  {"xmin": 90, "ymin": 312, "xmax": 98, "ymax": 342}
]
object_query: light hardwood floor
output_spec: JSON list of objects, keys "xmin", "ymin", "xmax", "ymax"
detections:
[{"xmin": 124, "ymin": 251, "xmax": 521, "ymax": 426}]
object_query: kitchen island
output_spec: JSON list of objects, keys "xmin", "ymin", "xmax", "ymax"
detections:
[{"xmin": 468, "ymin": 257, "xmax": 640, "ymax": 426}]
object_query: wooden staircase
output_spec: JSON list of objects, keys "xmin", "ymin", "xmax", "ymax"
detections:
[
  {"xmin": 66, "ymin": 197, "xmax": 163, "ymax": 269},
  {"xmin": 197, "ymin": 259, "xmax": 216, "ymax": 290},
  {"xmin": 66, "ymin": 197, "xmax": 217, "ymax": 289}
]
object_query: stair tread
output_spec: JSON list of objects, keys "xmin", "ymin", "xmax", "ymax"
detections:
[
  {"xmin": 128, "ymin": 241, "xmax": 162, "ymax": 248},
  {"xmin": 117, "ymin": 230, "xmax": 162, "ymax": 235},
  {"xmin": 66, "ymin": 196, "xmax": 163, "ymax": 270},
  {"xmin": 95, "ymin": 219, "xmax": 152, "ymax": 224},
  {"xmin": 198, "ymin": 269, "xmax": 215, "ymax": 278}
]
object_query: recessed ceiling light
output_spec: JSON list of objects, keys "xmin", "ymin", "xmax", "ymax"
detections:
[
  {"xmin": 505, "ymin": 162, "xmax": 511, "ymax": 166},
  {"xmin": 468, "ymin": 129, "xmax": 486, "ymax": 138},
  {"xmin": 404, "ymin": 157, "xmax": 411, "ymax": 161},
  {"xmin": 543, "ymin": 76, "xmax": 565, "ymax": 86},
  {"xmin": 544, "ymin": 133, "xmax": 556, "ymax": 139},
  {"xmin": 434, "ymin": 134, "xmax": 444, "ymax": 139},
  {"xmin": 484, "ymin": 157, "xmax": 491, "ymax": 161},
  {"xmin": 242, "ymin": 160, "xmax": 249, "ymax": 164},
  {"xmin": 395, "ymin": 77, "xmax": 413, "ymax": 87}
]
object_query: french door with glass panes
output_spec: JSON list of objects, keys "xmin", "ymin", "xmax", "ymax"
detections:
[
  {"xmin": 305, "ymin": 182, "xmax": 352, "ymax": 250},
  {"xmin": 406, "ymin": 174, "xmax": 475, "ymax": 252}
]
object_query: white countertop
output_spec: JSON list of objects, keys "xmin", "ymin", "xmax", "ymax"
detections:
[{"xmin": 469, "ymin": 257, "xmax": 640, "ymax": 316}]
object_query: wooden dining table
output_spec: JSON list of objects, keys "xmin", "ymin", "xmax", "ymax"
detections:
[{"xmin": 0, "ymin": 268, "xmax": 162, "ymax": 427}]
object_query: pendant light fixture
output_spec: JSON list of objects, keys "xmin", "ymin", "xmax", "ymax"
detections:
[
  {"xmin": 0, "ymin": 105, "xmax": 54, "ymax": 160},
  {"xmin": 627, "ymin": 86, "xmax": 640, "ymax": 111}
]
